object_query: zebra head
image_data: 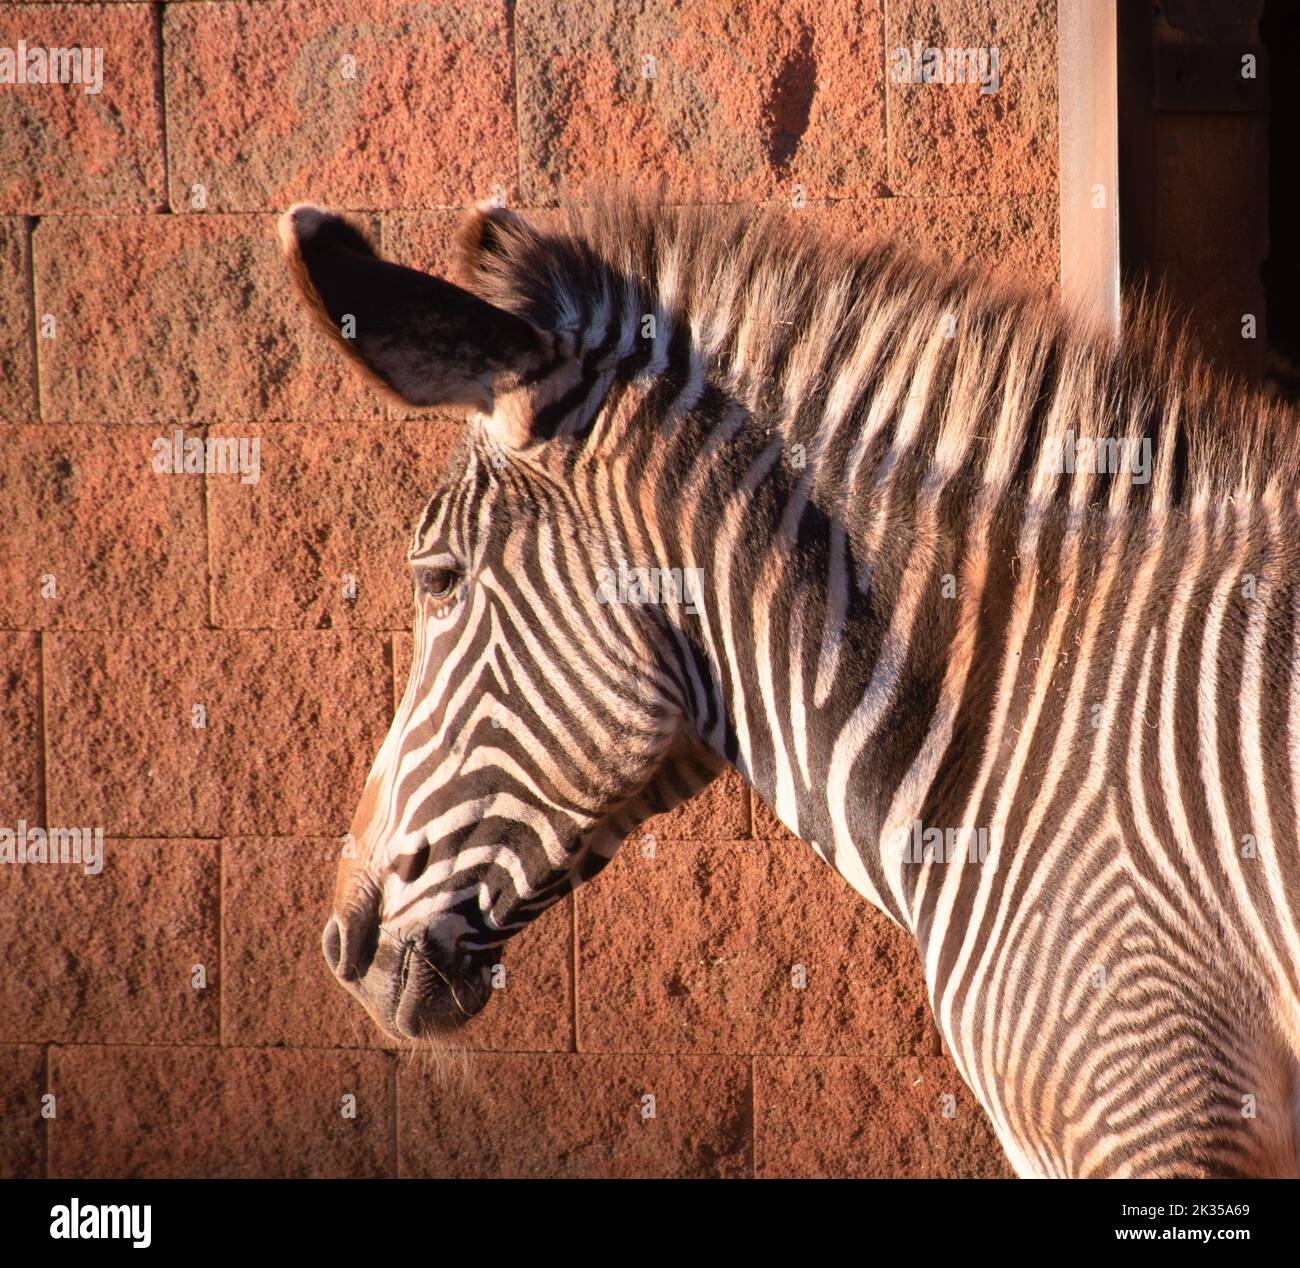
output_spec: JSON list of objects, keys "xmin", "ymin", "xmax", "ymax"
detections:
[{"xmin": 279, "ymin": 200, "xmax": 724, "ymax": 1040}]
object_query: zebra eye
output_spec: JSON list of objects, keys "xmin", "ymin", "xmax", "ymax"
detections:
[{"xmin": 419, "ymin": 566, "xmax": 461, "ymax": 603}]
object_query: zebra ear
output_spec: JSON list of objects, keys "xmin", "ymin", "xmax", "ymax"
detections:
[
  {"xmin": 278, "ymin": 204, "xmax": 552, "ymax": 413},
  {"xmin": 451, "ymin": 200, "xmax": 549, "ymax": 293}
]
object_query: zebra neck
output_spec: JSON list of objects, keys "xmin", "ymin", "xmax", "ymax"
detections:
[
  {"xmin": 633, "ymin": 396, "xmax": 997, "ymax": 929},
  {"xmin": 580, "ymin": 230, "xmax": 1300, "ymax": 931},
  {"xmin": 629, "ymin": 369, "xmax": 1267, "ymax": 934}
]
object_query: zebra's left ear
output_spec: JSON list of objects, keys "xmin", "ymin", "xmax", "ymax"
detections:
[{"xmin": 278, "ymin": 204, "xmax": 554, "ymax": 419}]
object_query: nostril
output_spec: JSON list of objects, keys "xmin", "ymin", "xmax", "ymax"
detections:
[
  {"xmin": 322, "ymin": 916, "xmax": 344, "ymax": 975},
  {"xmin": 325, "ymin": 876, "xmax": 382, "ymax": 984},
  {"xmin": 322, "ymin": 911, "xmax": 380, "ymax": 983}
]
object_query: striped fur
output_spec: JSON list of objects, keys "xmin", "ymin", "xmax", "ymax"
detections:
[{"xmin": 286, "ymin": 186, "xmax": 1300, "ymax": 1177}]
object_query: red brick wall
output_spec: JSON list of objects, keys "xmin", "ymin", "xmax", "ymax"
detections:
[{"xmin": 0, "ymin": 0, "xmax": 1056, "ymax": 1178}]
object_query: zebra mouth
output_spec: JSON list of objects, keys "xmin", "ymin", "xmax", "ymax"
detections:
[{"xmin": 390, "ymin": 939, "xmax": 492, "ymax": 1039}]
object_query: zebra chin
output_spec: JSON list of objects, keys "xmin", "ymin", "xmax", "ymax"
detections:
[
  {"xmin": 388, "ymin": 937, "xmax": 495, "ymax": 1040},
  {"xmin": 361, "ymin": 940, "xmax": 493, "ymax": 1042}
]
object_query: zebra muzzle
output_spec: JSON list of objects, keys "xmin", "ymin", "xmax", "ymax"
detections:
[{"xmin": 390, "ymin": 939, "xmax": 493, "ymax": 1039}]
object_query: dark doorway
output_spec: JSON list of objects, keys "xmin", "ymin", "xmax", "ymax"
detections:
[{"xmin": 1262, "ymin": 1, "xmax": 1300, "ymax": 396}]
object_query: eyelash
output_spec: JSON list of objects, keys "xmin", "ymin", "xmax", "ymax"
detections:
[{"xmin": 418, "ymin": 566, "xmax": 463, "ymax": 616}]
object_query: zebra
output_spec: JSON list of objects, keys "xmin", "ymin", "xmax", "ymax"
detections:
[{"xmin": 280, "ymin": 186, "xmax": 1300, "ymax": 1179}]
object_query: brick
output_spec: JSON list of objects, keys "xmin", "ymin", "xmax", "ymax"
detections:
[
  {"xmin": 399, "ymin": 1052, "xmax": 749, "ymax": 1177},
  {"xmin": 49, "ymin": 1045, "xmax": 394, "ymax": 1177},
  {"xmin": 460, "ymin": 897, "xmax": 574, "ymax": 1052},
  {"xmin": 0, "ymin": 4, "xmax": 164, "ymax": 212},
  {"xmin": 381, "ymin": 208, "xmax": 571, "ymax": 285},
  {"xmin": 33, "ymin": 214, "xmax": 383, "ymax": 424},
  {"xmin": 821, "ymin": 193, "xmax": 1060, "ymax": 288},
  {"xmin": 0, "ymin": 1046, "xmax": 46, "ymax": 1179},
  {"xmin": 209, "ymin": 422, "xmax": 459, "ymax": 630},
  {"xmin": 222, "ymin": 838, "xmax": 380, "ymax": 1048},
  {"xmin": 0, "ymin": 840, "xmax": 219, "ymax": 1045},
  {"xmin": 0, "ymin": 426, "xmax": 207, "ymax": 629},
  {"xmin": 577, "ymin": 839, "xmax": 931, "ymax": 1055},
  {"xmin": 755, "ymin": 1054, "xmax": 1012, "ymax": 1177},
  {"xmin": 45, "ymin": 632, "xmax": 390, "ymax": 836},
  {"xmin": 0, "ymin": 217, "xmax": 35, "ymax": 419},
  {"xmin": 380, "ymin": 210, "xmax": 465, "ymax": 276},
  {"xmin": 885, "ymin": 0, "xmax": 1057, "ymax": 196},
  {"xmin": 163, "ymin": 0, "xmax": 515, "ymax": 212},
  {"xmin": 382, "ymin": 206, "xmax": 566, "ymax": 278},
  {"xmin": 516, "ymin": 0, "xmax": 886, "ymax": 205},
  {"xmin": 222, "ymin": 837, "xmax": 574, "ymax": 1050},
  {"xmin": 0, "ymin": 633, "xmax": 43, "ymax": 826}
]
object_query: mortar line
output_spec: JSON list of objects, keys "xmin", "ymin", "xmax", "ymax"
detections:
[
  {"xmin": 506, "ymin": 0, "xmax": 523, "ymax": 205},
  {"xmin": 7, "ymin": 1039, "xmax": 588, "ymax": 1054},
  {"xmin": 570, "ymin": 891, "xmax": 580, "ymax": 1053},
  {"xmin": 749, "ymin": 1054, "xmax": 757, "ymax": 1178},
  {"xmin": 203, "ymin": 435, "xmax": 216, "ymax": 628},
  {"xmin": 217, "ymin": 839, "xmax": 225, "ymax": 1046},
  {"xmin": 43, "ymin": 1044, "xmax": 52, "ymax": 1179},
  {"xmin": 25, "ymin": 215, "xmax": 41, "ymax": 422},
  {"xmin": 378, "ymin": 215, "xmax": 393, "ymax": 424},
  {"xmin": 882, "ymin": 0, "xmax": 892, "ymax": 194},
  {"xmin": 155, "ymin": 0, "xmax": 173, "ymax": 214},
  {"xmin": 390, "ymin": 1050, "xmax": 400, "ymax": 1177},
  {"xmin": 37, "ymin": 630, "xmax": 49, "ymax": 829}
]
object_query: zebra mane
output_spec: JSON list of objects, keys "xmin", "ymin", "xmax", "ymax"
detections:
[{"xmin": 463, "ymin": 180, "xmax": 1299, "ymax": 510}]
